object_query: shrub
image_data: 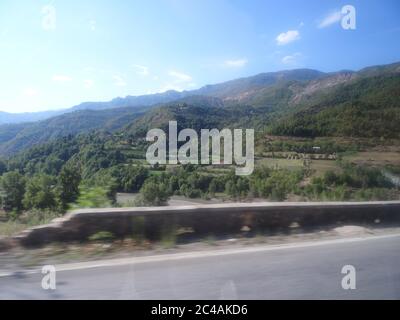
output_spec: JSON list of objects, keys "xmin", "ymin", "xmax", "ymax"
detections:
[
  {"xmin": 72, "ymin": 186, "xmax": 111, "ymax": 209},
  {"xmin": 138, "ymin": 179, "xmax": 170, "ymax": 206}
]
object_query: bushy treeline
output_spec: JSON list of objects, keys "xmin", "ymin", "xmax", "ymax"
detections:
[
  {"xmin": 136, "ymin": 165, "xmax": 305, "ymax": 205},
  {"xmin": 135, "ymin": 163, "xmax": 398, "ymax": 205},
  {"xmin": 0, "ymin": 162, "xmax": 152, "ymax": 216},
  {"xmin": 0, "ymin": 164, "xmax": 81, "ymax": 216},
  {"xmin": 0, "ymin": 132, "xmax": 145, "ymax": 216},
  {"xmin": 1, "ymin": 159, "xmax": 398, "ymax": 218},
  {"xmin": 0, "ymin": 160, "xmax": 307, "ymax": 215},
  {"xmin": 304, "ymin": 164, "xmax": 397, "ymax": 201}
]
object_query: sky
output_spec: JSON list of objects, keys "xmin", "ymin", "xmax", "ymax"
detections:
[{"xmin": 0, "ymin": 0, "xmax": 399, "ymax": 113}]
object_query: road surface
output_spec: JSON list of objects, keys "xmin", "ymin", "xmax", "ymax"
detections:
[{"xmin": 1, "ymin": 234, "xmax": 399, "ymax": 299}]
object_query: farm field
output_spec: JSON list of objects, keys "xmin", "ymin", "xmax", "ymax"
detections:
[{"xmin": 342, "ymin": 151, "xmax": 400, "ymax": 166}]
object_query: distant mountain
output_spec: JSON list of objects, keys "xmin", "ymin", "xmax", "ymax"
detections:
[
  {"xmin": 123, "ymin": 62, "xmax": 400, "ymax": 140},
  {"xmin": 0, "ymin": 69, "xmax": 324, "ymax": 156},
  {"xmin": 193, "ymin": 69, "xmax": 326, "ymax": 101},
  {"xmin": 69, "ymin": 90, "xmax": 187, "ymax": 112},
  {"xmin": 269, "ymin": 63, "xmax": 400, "ymax": 138},
  {"xmin": 3, "ymin": 64, "xmax": 398, "ymax": 126},
  {"xmin": 0, "ymin": 110, "xmax": 64, "ymax": 125},
  {"xmin": 0, "ymin": 69, "xmax": 326, "ymax": 125},
  {"xmin": 0, "ymin": 62, "xmax": 399, "ymax": 157},
  {"xmin": 0, "ymin": 91, "xmax": 188, "ymax": 125},
  {"xmin": 0, "ymin": 107, "xmax": 147, "ymax": 156},
  {"xmin": 0, "ymin": 95, "xmax": 224, "ymax": 157}
]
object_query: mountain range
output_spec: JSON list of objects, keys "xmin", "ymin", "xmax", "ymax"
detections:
[
  {"xmin": 0, "ymin": 90, "xmax": 187, "ymax": 125},
  {"xmin": 0, "ymin": 61, "xmax": 399, "ymax": 157},
  {"xmin": 0, "ymin": 68, "xmax": 328, "ymax": 125}
]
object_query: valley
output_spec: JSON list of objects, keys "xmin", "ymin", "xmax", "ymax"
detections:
[{"xmin": 0, "ymin": 61, "xmax": 399, "ymax": 238}]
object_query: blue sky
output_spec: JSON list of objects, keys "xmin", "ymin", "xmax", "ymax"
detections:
[{"xmin": 0, "ymin": 0, "xmax": 399, "ymax": 113}]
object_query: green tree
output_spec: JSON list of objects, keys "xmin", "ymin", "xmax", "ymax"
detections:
[
  {"xmin": 121, "ymin": 165, "xmax": 149, "ymax": 192},
  {"xmin": 57, "ymin": 165, "xmax": 81, "ymax": 210},
  {"xmin": 0, "ymin": 171, "xmax": 26, "ymax": 212},
  {"xmin": 88, "ymin": 171, "xmax": 119, "ymax": 204},
  {"xmin": 23, "ymin": 174, "xmax": 57, "ymax": 210},
  {"xmin": 139, "ymin": 179, "xmax": 169, "ymax": 206}
]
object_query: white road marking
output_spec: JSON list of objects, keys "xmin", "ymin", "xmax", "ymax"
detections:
[{"xmin": 1, "ymin": 233, "xmax": 399, "ymax": 278}]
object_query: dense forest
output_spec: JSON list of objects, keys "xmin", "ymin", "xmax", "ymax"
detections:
[{"xmin": 269, "ymin": 74, "xmax": 400, "ymax": 138}]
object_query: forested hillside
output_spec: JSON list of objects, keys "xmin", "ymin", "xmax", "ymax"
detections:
[
  {"xmin": 0, "ymin": 62, "xmax": 399, "ymax": 159},
  {"xmin": 0, "ymin": 62, "xmax": 399, "ymax": 221},
  {"xmin": 269, "ymin": 73, "xmax": 400, "ymax": 138},
  {"xmin": 0, "ymin": 107, "xmax": 148, "ymax": 156}
]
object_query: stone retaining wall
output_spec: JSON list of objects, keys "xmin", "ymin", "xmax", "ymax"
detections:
[{"xmin": 10, "ymin": 201, "xmax": 400, "ymax": 248}]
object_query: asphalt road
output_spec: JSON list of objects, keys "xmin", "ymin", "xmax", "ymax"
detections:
[{"xmin": 1, "ymin": 234, "xmax": 399, "ymax": 299}]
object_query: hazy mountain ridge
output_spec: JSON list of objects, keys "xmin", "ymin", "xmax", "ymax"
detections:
[
  {"xmin": 0, "ymin": 91, "xmax": 188, "ymax": 125},
  {"xmin": 123, "ymin": 62, "xmax": 400, "ymax": 140},
  {"xmin": 0, "ymin": 68, "xmax": 326, "ymax": 125},
  {"xmin": 0, "ymin": 110, "xmax": 64, "ymax": 125},
  {"xmin": 0, "ymin": 68, "xmax": 327, "ymax": 155},
  {"xmin": 0, "ymin": 107, "xmax": 146, "ymax": 156},
  {"xmin": 0, "ymin": 62, "xmax": 399, "ymax": 157}
]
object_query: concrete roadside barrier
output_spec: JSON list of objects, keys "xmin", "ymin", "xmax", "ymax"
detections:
[{"xmin": 11, "ymin": 201, "xmax": 400, "ymax": 248}]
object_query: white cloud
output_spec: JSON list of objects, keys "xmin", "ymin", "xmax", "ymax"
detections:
[
  {"xmin": 223, "ymin": 58, "xmax": 248, "ymax": 68},
  {"xmin": 169, "ymin": 70, "xmax": 192, "ymax": 83},
  {"xmin": 276, "ymin": 30, "xmax": 300, "ymax": 45},
  {"xmin": 113, "ymin": 75, "xmax": 127, "ymax": 87},
  {"xmin": 154, "ymin": 70, "xmax": 195, "ymax": 93},
  {"xmin": 23, "ymin": 88, "xmax": 38, "ymax": 97},
  {"xmin": 282, "ymin": 53, "xmax": 302, "ymax": 65},
  {"xmin": 84, "ymin": 79, "xmax": 94, "ymax": 88},
  {"xmin": 133, "ymin": 64, "xmax": 149, "ymax": 76},
  {"xmin": 318, "ymin": 10, "xmax": 342, "ymax": 28},
  {"xmin": 52, "ymin": 75, "xmax": 72, "ymax": 82}
]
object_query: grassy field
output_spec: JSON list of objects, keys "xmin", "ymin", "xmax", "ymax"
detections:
[
  {"xmin": 256, "ymin": 158, "xmax": 304, "ymax": 170},
  {"xmin": 0, "ymin": 221, "xmax": 28, "ymax": 237},
  {"xmin": 309, "ymin": 160, "xmax": 340, "ymax": 176},
  {"xmin": 342, "ymin": 151, "xmax": 400, "ymax": 166}
]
